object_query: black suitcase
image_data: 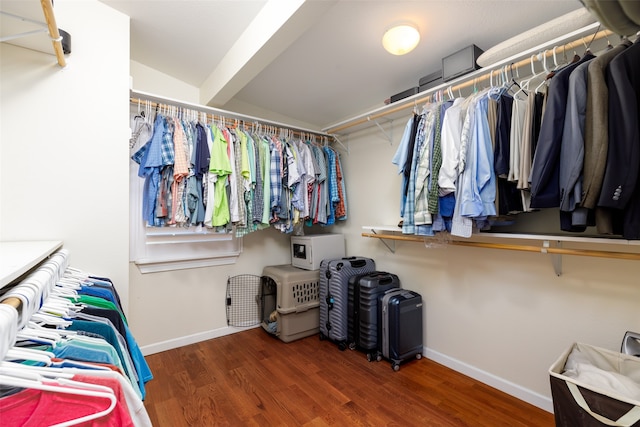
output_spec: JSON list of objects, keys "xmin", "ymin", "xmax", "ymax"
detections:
[
  {"xmin": 348, "ymin": 272, "xmax": 400, "ymax": 361},
  {"xmin": 379, "ymin": 289, "xmax": 423, "ymax": 371},
  {"xmin": 319, "ymin": 256, "xmax": 376, "ymax": 350}
]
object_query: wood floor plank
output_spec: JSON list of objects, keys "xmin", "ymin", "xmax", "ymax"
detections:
[{"xmin": 143, "ymin": 328, "xmax": 554, "ymax": 426}]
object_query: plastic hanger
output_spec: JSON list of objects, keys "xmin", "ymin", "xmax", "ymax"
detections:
[
  {"xmin": 4, "ymin": 346, "xmax": 56, "ymax": 365},
  {"xmin": 0, "ymin": 373, "xmax": 117, "ymax": 427},
  {"xmin": 534, "ymin": 51, "xmax": 550, "ymax": 93}
]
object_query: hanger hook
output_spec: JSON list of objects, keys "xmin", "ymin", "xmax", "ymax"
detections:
[{"xmin": 530, "ymin": 54, "xmax": 536, "ymax": 75}]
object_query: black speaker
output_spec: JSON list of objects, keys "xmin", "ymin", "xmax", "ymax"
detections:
[
  {"xmin": 442, "ymin": 44, "xmax": 483, "ymax": 82},
  {"xmin": 418, "ymin": 69, "xmax": 443, "ymax": 92},
  {"xmin": 389, "ymin": 87, "xmax": 419, "ymax": 103},
  {"xmin": 59, "ymin": 28, "xmax": 71, "ymax": 55}
]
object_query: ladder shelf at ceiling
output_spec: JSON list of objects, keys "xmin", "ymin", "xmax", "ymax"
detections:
[{"xmin": 0, "ymin": 0, "xmax": 67, "ymax": 67}]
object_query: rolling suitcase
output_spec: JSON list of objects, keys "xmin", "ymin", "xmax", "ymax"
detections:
[
  {"xmin": 319, "ymin": 256, "xmax": 376, "ymax": 350},
  {"xmin": 379, "ymin": 288, "xmax": 423, "ymax": 371},
  {"xmin": 348, "ymin": 272, "xmax": 400, "ymax": 361}
]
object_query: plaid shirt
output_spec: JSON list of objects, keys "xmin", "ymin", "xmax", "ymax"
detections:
[
  {"xmin": 323, "ymin": 146, "xmax": 338, "ymax": 225},
  {"xmin": 251, "ymin": 133, "xmax": 264, "ymax": 223},
  {"xmin": 269, "ymin": 136, "xmax": 282, "ymax": 217},
  {"xmin": 402, "ymin": 113, "xmax": 427, "ymax": 235},
  {"xmin": 335, "ymin": 151, "xmax": 347, "ymax": 220}
]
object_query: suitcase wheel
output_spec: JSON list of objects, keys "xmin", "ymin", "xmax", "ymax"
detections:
[
  {"xmin": 416, "ymin": 353, "xmax": 422, "ymax": 360},
  {"xmin": 348, "ymin": 342, "xmax": 356, "ymax": 351},
  {"xmin": 376, "ymin": 353, "xmax": 382, "ymax": 362},
  {"xmin": 319, "ymin": 332, "xmax": 326, "ymax": 341},
  {"xmin": 392, "ymin": 363, "xmax": 400, "ymax": 372},
  {"xmin": 338, "ymin": 341, "xmax": 347, "ymax": 351}
]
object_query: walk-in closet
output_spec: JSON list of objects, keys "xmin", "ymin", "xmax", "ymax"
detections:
[{"xmin": 2, "ymin": 0, "xmax": 640, "ymax": 425}]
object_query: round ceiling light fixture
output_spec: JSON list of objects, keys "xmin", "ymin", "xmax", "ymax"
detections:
[{"xmin": 382, "ymin": 24, "xmax": 420, "ymax": 55}]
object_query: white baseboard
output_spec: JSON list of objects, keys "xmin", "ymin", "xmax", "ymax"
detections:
[
  {"xmin": 425, "ymin": 347, "xmax": 553, "ymax": 413},
  {"xmin": 140, "ymin": 330, "xmax": 552, "ymax": 413},
  {"xmin": 140, "ymin": 325, "xmax": 258, "ymax": 356}
]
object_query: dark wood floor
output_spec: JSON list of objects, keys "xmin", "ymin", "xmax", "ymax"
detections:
[{"xmin": 142, "ymin": 328, "xmax": 554, "ymax": 426}]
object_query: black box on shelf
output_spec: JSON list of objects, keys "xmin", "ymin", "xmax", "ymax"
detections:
[
  {"xmin": 390, "ymin": 86, "xmax": 419, "ymax": 103},
  {"xmin": 442, "ymin": 44, "xmax": 484, "ymax": 82},
  {"xmin": 418, "ymin": 69, "xmax": 443, "ymax": 92}
]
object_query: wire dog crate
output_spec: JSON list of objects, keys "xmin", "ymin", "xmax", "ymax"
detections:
[{"xmin": 226, "ymin": 274, "xmax": 262, "ymax": 327}]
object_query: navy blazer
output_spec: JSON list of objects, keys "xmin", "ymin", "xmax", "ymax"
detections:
[
  {"xmin": 597, "ymin": 40, "xmax": 640, "ymax": 239},
  {"xmin": 530, "ymin": 53, "xmax": 595, "ymax": 209}
]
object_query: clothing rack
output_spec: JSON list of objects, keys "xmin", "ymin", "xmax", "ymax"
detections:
[
  {"xmin": 323, "ymin": 22, "xmax": 613, "ymax": 135},
  {"xmin": 0, "ymin": 244, "xmax": 68, "ymax": 359},
  {"xmin": 130, "ymin": 90, "xmax": 338, "ymax": 146}
]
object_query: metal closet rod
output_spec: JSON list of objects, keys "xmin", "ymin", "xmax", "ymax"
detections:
[
  {"xmin": 40, "ymin": 0, "xmax": 66, "ymax": 67},
  {"xmin": 129, "ymin": 95, "xmax": 333, "ymax": 141},
  {"xmin": 361, "ymin": 232, "xmax": 640, "ymax": 261},
  {"xmin": 325, "ymin": 26, "xmax": 613, "ymax": 135}
]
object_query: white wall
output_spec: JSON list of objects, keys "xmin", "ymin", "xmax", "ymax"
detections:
[
  {"xmin": 130, "ymin": 60, "xmax": 199, "ymax": 103},
  {"xmin": 0, "ymin": 0, "xmax": 131, "ymax": 311},
  {"xmin": 338, "ymin": 122, "xmax": 640, "ymax": 411}
]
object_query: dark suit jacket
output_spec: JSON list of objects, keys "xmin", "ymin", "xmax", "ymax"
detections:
[
  {"xmin": 597, "ymin": 40, "xmax": 640, "ymax": 239},
  {"xmin": 529, "ymin": 54, "xmax": 594, "ymax": 209},
  {"xmin": 582, "ymin": 41, "xmax": 631, "ymax": 210}
]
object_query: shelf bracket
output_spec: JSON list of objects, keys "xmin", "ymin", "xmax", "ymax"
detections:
[
  {"xmin": 331, "ymin": 134, "xmax": 349, "ymax": 155},
  {"xmin": 367, "ymin": 116, "xmax": 393, "ymax": 145},
  {"xmin": 371, "ymin": 229, "xmax": 395, "ymax": 253},
  {"xmin": 0, "ymin": 11, "xmax": 48, "ymax": 42},
  {"xmin": 542, "ymin": 240, "xmax": 563, "ymax": 276}
]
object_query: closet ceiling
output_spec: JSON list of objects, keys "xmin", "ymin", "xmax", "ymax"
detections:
[{"xmin": 99, "ymin": 0, "xmax": 584, "ymax": 129}]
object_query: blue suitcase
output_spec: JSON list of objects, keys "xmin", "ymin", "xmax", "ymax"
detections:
[
  {"xmin": 379, "ymin": 288, "xmax": 423, "ymax": 371},
  {"xmin": 319, "ymin": 256, "xmax": 375, "ymax": 350}
]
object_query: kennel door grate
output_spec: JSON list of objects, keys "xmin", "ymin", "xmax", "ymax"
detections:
[{"xmin": 226, "ymin": 274, "xmax": 262, "ymax": 327}]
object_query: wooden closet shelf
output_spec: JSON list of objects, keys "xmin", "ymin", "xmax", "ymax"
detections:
[{"xmin": 362, "ymin": 226, "xmax": 640, "ymax": 275}]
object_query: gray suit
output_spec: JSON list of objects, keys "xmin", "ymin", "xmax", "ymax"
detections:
[{"xmin": 559, "ymin": 59, "xmax": 593, "ymax": 231}]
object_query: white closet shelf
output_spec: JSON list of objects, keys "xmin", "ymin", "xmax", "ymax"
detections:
[
  {"xmin": 0, "ymin": 240, "xmax": 63, "ymax": 288},
  {"xmin": 323, "ymin": 23, "xmax": 606, "ymax": 136}
]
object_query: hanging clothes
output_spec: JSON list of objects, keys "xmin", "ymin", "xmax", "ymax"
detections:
[
  {"xmin": 131, "ymin": 105, "xmax": 347, "ymax": 238},
  {"xmin": 0, "ymin": 250, "xmax": 152, "ymax": 426}
]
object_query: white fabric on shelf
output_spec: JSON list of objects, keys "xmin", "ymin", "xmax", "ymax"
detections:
[{"xmin": 476, "ymin": 8, "xmax": 597, "ymax": 68}]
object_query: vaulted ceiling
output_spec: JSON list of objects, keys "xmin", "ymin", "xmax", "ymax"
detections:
[{"xmin": 100, "ymin": 0, "xmax": 584, "ymax": 129}]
